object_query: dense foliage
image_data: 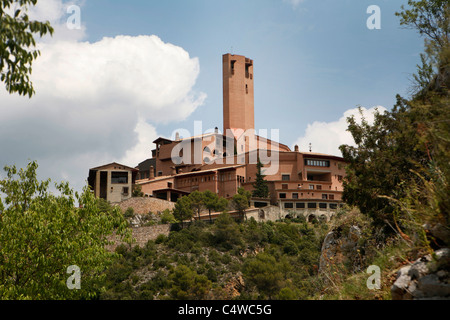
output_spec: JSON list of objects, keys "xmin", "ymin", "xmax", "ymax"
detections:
[
  {"xmin": 0, "ymin": 161, "xmax": 131, "ymax": 299},
  {"xmin": 101, "ymin": 214, "xmax": 328, "ymax": 300},
  {"xmin": 0, "ymin": 0, "xmax": 54, "ymax": 97},
  {"xmin": 340, "ymin": 0, "xmax": 449, "ymax": 252}
]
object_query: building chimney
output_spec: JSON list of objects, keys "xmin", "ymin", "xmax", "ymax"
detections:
[
  {"xmin": 294, "ymin": 145, "xmax": 299, "ymax": 152},
  {"xmin": 175, "ymin": 132, "xmax": 180, "ymax": 141},
  {"xmin": 149, "ymin": 165, "xmax": 155, "ymax": 180},
  {"xmin": 171, "ymin": 166, "xmax": 176, "ymax": 176}
]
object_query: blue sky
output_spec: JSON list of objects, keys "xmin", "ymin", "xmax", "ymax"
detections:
[
  {"xmin": 82, "ymin": 0, "xmax": 423, "ymax": 144},
  {"xmin": 0, "ymin": 0, "xmax": 426, "ymax": 193}
]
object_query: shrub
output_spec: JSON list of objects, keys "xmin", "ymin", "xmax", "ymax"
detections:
[
  {"xmin": 124, "ymin": 207, "xmax": 135, "ymax": 218},
  {"xmin": 160, "ymin": 209, "xmax": 177, "ymax": 224},
  {"xmin": 155, "ymin": 234, "xmax": 167, "ymax": 244},
  {"xmin": 283, "ymin": 240, "xmax": 299, "ymax": 256}
]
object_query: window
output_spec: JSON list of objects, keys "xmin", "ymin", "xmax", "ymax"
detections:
[
  {"xmin": 329, "ymin": 194, "xmax": 335, "ymax": 200},
  {"xmin": 330, "ymin": 203, "xmax": 338, "ymax": 209},
  {"xmin": 319, "ymin": 203, "xmax": 327, "ymax": 209},
  {"xmin": 322, "ymin": 194, "xmax": 328, "ymax": 200},
  {"xmin": 122, "ymin": 187, "xmax": 129, "ymax": 196},
  {"xmin": 111, "ymin": 172, "xmax": 128, "ymax": 184},
  {"xmin": 158, "ymin": 171, "xmax": 163, "ymax": 177},
  {"xmin": 292, "ymin": 193, "xmax": 298, "ymax": 199},
  {"xmin": 231, "ymin": 60, "xmax": 236, "ymax": 74},
  {"xmin": 282, "ymin": 184, "xmax": 288, "ymax": 190},
  {"xmin": 296, "ymin": 202, "xmax": 305, "ymax": 209},
  {"xmin": 308, "ymin": 203, "xmax": 317, "ymax": 209},
  {"xmin": 337, "ymin": 175, "xmax": 343, "ymax": 182},
  {"xmin": 309, "ymin": 185, "xmax": 314, "ymax": 190},
  {"xmin": 282, "ymin": 174, "xmax": 290, "ymax": 181},
  {"xmin": 284, "ymin": 203, "xmax": 294, "ymax": 209},
  {"xmin": 317, "ymin": 185, "xmax": 322, "ymax": 190},
  {"xmin": 259, "ymin": 210, "xmax": 265, "ymax": 219},
  {"xmin": 305, "ymin": 159, "xmax": 330, "ymax": 167},
  {"xmin": 279, "ymin": 193, "xmax": 286, "ymax": 199}
]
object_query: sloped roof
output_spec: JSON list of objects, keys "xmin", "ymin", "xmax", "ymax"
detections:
[{"xmin": 89, "ymin": 162, "xmax": 138, "ymax": 172}]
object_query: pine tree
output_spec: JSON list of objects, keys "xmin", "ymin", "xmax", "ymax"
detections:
[{"xmin": 252, "ymin": 158, "xmax": 269, "ymax": 198}]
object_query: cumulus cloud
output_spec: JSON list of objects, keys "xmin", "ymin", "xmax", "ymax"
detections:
[
  {"xmin": 119, "ymin": 117, "xmax": 159, "ymax": 167},
  {"xmin": 0, "ymin": 0, "xmax": 205, "ymax": 192},
  {"xmin": 293, "ymin": 106, "xmax": 387, "ymax": 157}
]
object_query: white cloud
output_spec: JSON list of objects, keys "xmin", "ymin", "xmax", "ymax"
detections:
[
  {"xmin": 0, "ymin": 0, "xmax": 205, "ymax": 193},
  {"xmin": 119, "ymin": 117, "xmax": 159, "ymax": 167},
  {"xmin": 293, "ymin": 106, "xmax": 387, "ymax": 157}
]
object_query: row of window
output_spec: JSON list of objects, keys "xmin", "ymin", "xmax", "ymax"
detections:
[
  {"xmin": 279, "ymin": 192, "xmax": 335, "ymax": 200},
  {"xmin": 178, "ymin": 172, "xmax": 240, "ymax": 186},
  {"xmin": 284, "ymin": 202, "xmax": 341, "ymax": 210},
  {"xmin": 305, "ymin": 159, "xmax": 330, "ymax": 167},
  {"xmin": 281, "ymin": 184, "xmax": 333, "ymax": 191},
  {"xmin": 179, "ymin": 175, "xmax": 214, "ymax": 186}
]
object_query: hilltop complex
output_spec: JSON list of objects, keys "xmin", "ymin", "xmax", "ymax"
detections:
[{"xmin": 88, "ymin": 54, "xmax": 347, "ymax": 221}]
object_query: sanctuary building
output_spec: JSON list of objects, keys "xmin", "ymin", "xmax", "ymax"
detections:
[{"xmin": 88, "ymin": 53, "xmax": 347, "ymax": 220}]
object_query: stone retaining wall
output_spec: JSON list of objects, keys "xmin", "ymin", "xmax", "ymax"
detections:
[
  {"xmin": 107, "ymin": 224, "xmax": 171, "ymax": 251},
  {"xmin": 117, "ymin": 197, "xmax": 175, "ymax": 215}
]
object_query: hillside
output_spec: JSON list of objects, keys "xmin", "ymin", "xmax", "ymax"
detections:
[
  {"xmin": 101, "ymin": 212, "xmax": 328, "ymax": 300},
  {"xmin": 98, "ymin": 207, "xmax": 414, "ymax": 300}
]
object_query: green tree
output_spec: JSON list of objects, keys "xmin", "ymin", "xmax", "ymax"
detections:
[
  {"xmin": 396, "ymin": 0, "xmax": 449, "ymax": 50},
  {"xmin": 340, "ymin": 1, "xmax": 450, "ymax": 247},
  {"xmin": 213, "ymin": 212, "xmax": 242, "ymax": 250},
  {"xmin": 132, "ymin": 184, "xmax": 144, "ymax": 197},
  {"xmin": 232, "ymin": 187, "xmax": 252, "ymax": 222},
  {"xmin": 216, "ymin": 197, "xmax": 229, "ymax": 213},
  {"xmin": 0, "ymin": 0, "xmax": 54, "ymax": 97},
  {"xmin": 396, "ymin": 0, "xmax": 450, "ymax": 96},
  {"xmin": 242, "ymin": 253, "xmax": 284, "ymax": 299},
  {"xmin": 168, "ymin": 265, "xmax": 212, "ymax": 300},
  {"xmin": 203, "ymin": 190, "xmax": 228, "ymax": 223},
  {"xmin": 160, "ymin": 208, "xmax": 177, "ymax": 224},
  {"xmin": 172, "ymin": 195, "xmax": 194, "ymax": 228},
  {"xmin": 252, "ymin": 158, "xmax": 269, "ymax": 198},
  {"xmin": 0, "ymin": 161, "xmax": 131, "ymax": 299},
  {"xmin": 188, "ymin": 190, "xmax": 204, "ymax": 221}
]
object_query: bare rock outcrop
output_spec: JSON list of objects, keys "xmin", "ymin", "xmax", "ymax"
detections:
[
  {"xmin": 319, "ymin": 225, "xmax": 363, "ymax": 275},
  {"xmin": 391, "ymin": 248, "xmax": 450, "ymax": 300}
]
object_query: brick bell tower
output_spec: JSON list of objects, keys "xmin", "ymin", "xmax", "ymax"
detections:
[{"xmin": 222, "ymin": 53, "xmax": 255, "ymax": 134}]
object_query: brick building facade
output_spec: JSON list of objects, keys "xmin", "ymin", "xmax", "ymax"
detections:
[{"xmin": 89, "ymin": 53, "xmax": 347, "ymax": 219}]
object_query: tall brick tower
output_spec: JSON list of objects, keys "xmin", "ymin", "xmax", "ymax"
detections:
[{"xmin": 222, "ymin": 53, "xmax": 255, "ymax": 134}]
